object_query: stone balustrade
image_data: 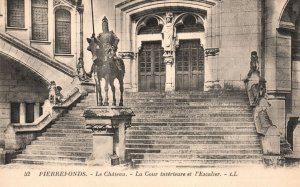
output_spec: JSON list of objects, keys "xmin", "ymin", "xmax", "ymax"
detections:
[
  {"xmin": 2, "ymin": 87, "xmax": 84, "ymax": 164},
  {"xmin": 244, "ymin": 72, "xmax": 281, "ymax": 157}
]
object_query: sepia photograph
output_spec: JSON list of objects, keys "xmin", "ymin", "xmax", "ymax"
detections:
[{"xmin": 0, "ymin": 0, "xmax": 300, "ymax": 186}]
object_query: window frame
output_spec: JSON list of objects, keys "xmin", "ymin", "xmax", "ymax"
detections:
[
  {"xmin": 54, "ymin": 9, "xmax": 71, "ymax": 54},
  {"xmin": 7, "ymin": 0, "xmax": 25, "ymax": 28},
  {"xmin": 31, "ymin": 0, "xmax": 49, "ymax": 41}
]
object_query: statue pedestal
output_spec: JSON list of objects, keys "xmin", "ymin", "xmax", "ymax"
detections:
[{"xmin": 83, "ymin": 106, "xmax": 134, "ymax": 165}]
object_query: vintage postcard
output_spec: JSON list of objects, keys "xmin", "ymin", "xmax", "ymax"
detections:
[{"xmin": 0, "ymin": 0, "xmax": 300, "ymax": 186}]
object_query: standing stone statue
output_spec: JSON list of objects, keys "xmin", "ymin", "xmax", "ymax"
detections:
[
  {"xmin": 247, "ymin": 51, "xmax": 260, "ymax": 77},
  {"xmin": 162, "ymin": 12, "xmax": 175, "ymax": 56}
]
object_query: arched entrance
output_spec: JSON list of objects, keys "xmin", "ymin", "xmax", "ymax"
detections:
[{"xmin": 135, "ymin": 12, "xmax": 205, "ymax": 92}]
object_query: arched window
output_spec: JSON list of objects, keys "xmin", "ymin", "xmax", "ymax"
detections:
[
  {"xmin": 138, "ymin": 17, "xmax": 163, "ymax": 35},
  {"xmin": 176, "ymin": 15, "xmax": 204, "ymax": 33},
  {"xmin": 32, "ymin": 0, "xmax": 48, "ymax": 41},
  {"xmin": 7, "ymin": 0, "xmax": 25, "ymax": 28},
  {"xmin": 55, "ymin": 9, "xmax": 71, "ymax": 54}
]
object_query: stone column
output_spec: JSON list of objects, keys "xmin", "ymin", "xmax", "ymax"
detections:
[
  {"xmin": 204, "ymin": 48, "xmax": 220, "ymax": 91},
  {"xmin": 34, "ymin": 102, "xmax": 40, "ymax": 121},
  {"xmin": 76, "ymin": 5, "xmax": 84, "ymax": 58},
  {"xmin": 164, "ymin": 55, "xmax": 175, "ymax": 92},
  {"xmin": 118, "ymin": 52, "xmax": 135, "ymax": 90},
  {"xmin": 20, "ymin": 103, "xmax": 26, "ymax": 124}
]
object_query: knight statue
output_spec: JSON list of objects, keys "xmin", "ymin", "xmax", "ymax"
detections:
[{"xmin": 87, "ymin": 16, "xmax": 125, "ymax": 106}]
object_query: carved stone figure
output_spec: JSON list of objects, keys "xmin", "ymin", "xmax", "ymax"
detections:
[
  {"xmin": 87, "ymin": 17, "xmax": 125, "ymax": 106},
  {"xmin": 162, "ymin": 12, "xmax": 175, "ymax": 56},
  {"xmin": 76, "ymin": 57, "xmax": 89, "ymax": 81},
  {"xmin": 48, "ymin": 81, "xmax": 64, "ymax": 105},
  {"xmin": 48, "ymin": 81, "xmax": 57, "ymax": 105},
  {"xmin": 247, "ymin": 51, "xmax": 260, "ymax": 77}
]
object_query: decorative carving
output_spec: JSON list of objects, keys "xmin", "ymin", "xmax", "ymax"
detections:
[
  {"xmin": 48, "ymin": 81, "xmax": 64, "ymax": 105},
  {"xmin": 53, "ymin": 0, "xmax": 62, "ymax": 6},
  {"xmin": 162, "ymin": 12, "xmax": 175, "ymax": 56},
  {"xmin": 247, "ymin": 51, "xmax": 260, "ymax": 78},
  {"xmin": 76, "ymin": 57, "xmax": 89, "ymax": 81},
  {"xmin": 164, "ymin": 55, "xmax": 174, "ymax": 65},
  {"xmin": 76, "ymin": 4, "xmax": 84, "ymax": 13},
  {"xmin": 118, "ymin": 52, "xmax": 135, "ymax": 59},
  {"xmin": 205, "ymin": 48, "xmax": 220, "ymax": 56}
]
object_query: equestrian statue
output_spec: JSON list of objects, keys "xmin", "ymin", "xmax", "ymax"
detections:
[{"xmin": 87, "ymin": 16, "xmax": 125, "ymax": 106}]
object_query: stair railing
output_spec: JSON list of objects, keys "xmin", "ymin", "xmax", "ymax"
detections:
[
  {"xmin": 4, "ymin": 87, "xmax": 83, "ymax": 151},
  {"xmin": 244, "ymin": 72, "xmax": 281, "ymax": 156}
]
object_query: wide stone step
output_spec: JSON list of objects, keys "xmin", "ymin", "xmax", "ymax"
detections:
[
  {"xmin": 12, "ymin": 159, "xmax": 86, "ymax": 166},
  {"xmin": 42, "ymin": 132, "xmax": 92, "ymax": 138},
  {"xmin": 126, "ymin": 131, "xmax": 257, "ymax": 136},
  {"xmin": 126, "ymin": 148, "xmax": 262, "ymax": 154},
  {"xmin": 46, "ymin": 129, "xmax": 91, "ymax": 133},
  {"xmin": 23, "ymin": 150, "xmax": 92, "ymax": 157},
  {"xmin": 126, "ymin": 143, "xmax": 260, "ymax": 149},
  {"xmin": 16, "ymin": 154, "xmax": 87, "ymax": 162},
  {"xmin": 130, "ymin": 106, "xmax": 252, "ymax": 110},
  {"xmin": 130, "ymin": 153, "xmax": 262, "ymax": 160},
  {"xmin": 132, "ymin": 117, "xmax": 253, "ymax": 122},
  {"xmin": 54, "ymin": 121, "xmax": 86, "ymax": 125},
  {"xmin": 50, "ymin": 124, "xmax": 86, "ymax": 129},
  {"xmin": 37, "ymin": 136, "xmax": 92, "ymax": 142},
  {"xmin": 124, "ymin": 102, "xmax": 250, "ymax": 107},
  {"xmin": 79, "ymin": 98, "xmax": 249, "ymax": 105},
  {"xmin": 25, "ymin": 141, "xmax": 93, "ymax": 152},
  {"xmin": 126, "ymin": 140, "xmax": 260, "ymax": 146},
  {"xmin": 29, "ymin": 143, "xmax": 92, "ymax": 149},
  {"xmin": 126, "ymin": 135, "xmax": 259, "ymax": 141},
  {"xmin": 132, "ymin": 158, "xmax": 263, "ymax": 166},
  {"xmin": 128, "ymin": 126, "xmax": 256, "ymax": 131},
  {"xmin": 130, "ymin": 122, "xmax": 255, "ymax": 127},
  {"xmin": 57, "ymin": 117, "xmax": 85, "ymax": 121},
  {"xmin": 127, "ymin": 109, "xmax": 252, "ymax": 114},
  {"xmin": 134, "ymin": 113, "xmax": 253, "ymax": 118}
]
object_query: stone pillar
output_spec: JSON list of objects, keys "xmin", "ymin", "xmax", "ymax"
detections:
[
  {"xmin": 83, "ymin": 107, "xmax": 134, "ymax": 165},
  {"xmin": 76, "ymin": 5, "xmax": 84, "ymax": 58},
  {"xmin": 204, "ymin": 48, "xmax": 220, "ymax": 91},
  {"xmin": 118, "ymin": 52, "xmax": 135, "ymax": 90},
  {"xmin": 164, "ymin": 55, "xmax": 175, "ymax": 92},
  {"xmin": 267, "ymin": 94, "xmax": 286, "ymax": 138},
  {"xmin": 20, "ymin": 103, "xmax": 26, "ymax": 124},
  {"xmin": 34, "ymin": 102, "xmax": 40, "ymax": 121}
]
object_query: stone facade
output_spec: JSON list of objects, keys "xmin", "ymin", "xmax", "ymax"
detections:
[{"xmin": 0, "ymin": 0, "xmax": 300, "ymax": 160}]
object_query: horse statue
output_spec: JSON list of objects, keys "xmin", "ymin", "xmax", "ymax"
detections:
[{"xmin": 87, "ymin": 36, "xmax": 125, "ymax": 106}]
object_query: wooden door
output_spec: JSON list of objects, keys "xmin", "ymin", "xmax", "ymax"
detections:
[
  {"xmin": 138, "ymin": 41, "xmax": 165, "ymax": 92},
  {"xmin": 176, "ymin": 40, "xmax": 204, "ymax": 91}
]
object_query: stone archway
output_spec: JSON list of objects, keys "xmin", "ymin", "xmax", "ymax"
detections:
[{"xmin": 115, "ymin": 0, "xmax": 216, "ymax": 92}]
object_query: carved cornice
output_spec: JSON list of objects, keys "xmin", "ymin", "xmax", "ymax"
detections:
[
  {"xmin": 205, "ymin": 48, "xmax": 219, "ymax": 57},
  {"xmin": 118, "ymin": 52, "xmax": 136, "ymax": 59}
]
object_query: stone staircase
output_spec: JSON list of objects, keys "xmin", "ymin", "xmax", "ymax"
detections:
[
  {"xmin": 11, "ymin": 94, "xmax": 96, "ymax": 165},
  {"xmin": 124, "ymin": 91, "xmax": 263, "ymax": 168},
  {"xmin": 11, "ymin": 90, "xmax": 263, "ymax": 167}
]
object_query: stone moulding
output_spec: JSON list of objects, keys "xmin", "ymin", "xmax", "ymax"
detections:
[
  {"xmin": 0, "ymin": 32, "xmax": 74, "ymax": 77},
  {"xmin": 118, "ymin": 52, "xmax": 135, "ymax": 59},
  {"xmin": 83, "ymin": 107, "xmax": 135, "ymax": 132},
  {"xmin": 4, "ymin": 87, "xmax": 82, "ymax": 151},
  {"xmin": 205, "ymin": 48, "xmax": 220, "ymax": 57}
]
